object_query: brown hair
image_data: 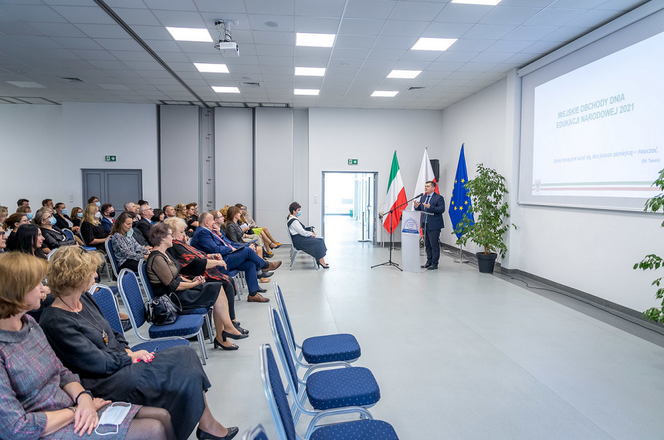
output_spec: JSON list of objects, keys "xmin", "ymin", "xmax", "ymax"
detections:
[
  {"xmin": 4, "ymin": 212, "xmax": 27, "ymax": 230},
  {"xmin": 149, "ymin": 222, "xmax": 172, "ymax": 247},
  {"xmin": 289, "ymin": 202, "xmax": 301, "ymax": 215},
  {"xmin": 0, "ymin": 252, "xmax": 48, "ymax": 319},
  {"xmin": 110, "ymin": 211, "xmax": 133, "ymax": 236},
  {"xmin": 16, "ymin": 206, "xmax": 31, "ymax": 214},
  {"xmin": 225, "ymin": 206, "xmax": 241, "ymax": 225},
  {"xmin": 186, "ymin": 202, "xmax": 197, "ymax": 210},
  {"xmin": 47, "ymin": 246, "xmax": 102, "ymax": 298}
]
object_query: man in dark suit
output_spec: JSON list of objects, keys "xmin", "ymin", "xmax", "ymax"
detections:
[
  {"xmin": 191, "ymin": 212, "xmax": 281, "ymax": 302},
  {"xmin": 135, "ymin": 204, "xmax": 154, "ymax": 238},
  {"xmin": 100, "ymin": 203, "xmax": 115, "ymax": 234},
  {"xmin": 414, "ymin": 180, "xmax": 446, "ymax": 270}
]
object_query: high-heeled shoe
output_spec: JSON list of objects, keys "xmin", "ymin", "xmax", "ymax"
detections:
[
  {"xmin": 233, "ymin": 322, "xmax": 249, "ymax": 335},
  {"xmin": 196, "ymin": 426, "xmax": 239, "ymax": 440},
  {"xmin": 222, "ymin": 329, "xmax": 248, "ymax": 340},
  {"xmin": 317, "ymin": 261, "xmax": 330, "ymax": 269},
  {"xmin": 213, "ymin": 335, "xmax": 238, "ymax": 350}
]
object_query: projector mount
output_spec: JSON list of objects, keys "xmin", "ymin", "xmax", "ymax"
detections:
[{"xmin": 214, "ymin": 20, "xmax": 239, "ymax": 56}]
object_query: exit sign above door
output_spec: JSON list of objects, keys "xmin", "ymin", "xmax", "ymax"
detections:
[
  {"xmin": 105, "ymin": 155, "xmax": 116, "ymax": 162},
  {"xmin": 348, "ymin": 159, "xmax": 358, "ymax": 165}
]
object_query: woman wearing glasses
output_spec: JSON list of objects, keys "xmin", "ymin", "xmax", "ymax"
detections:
[{"xmin": 35, "ymin": 209, "xmax": 77, "ymax": 251}]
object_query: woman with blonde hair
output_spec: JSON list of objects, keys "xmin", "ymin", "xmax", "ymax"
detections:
[
  {"xmin": 0, "ymin": 252, "xmax": 174, "ymax": 440},
  {"xmin": 234, "ymin": 204, "xmax": 281, "ymax": 251},
  {"xmin": 174, "ymin": 204, "xmax": 187, "ymax": 219},
  {"xmin": 40, "ymin": 246, "xmax": 237, "ymax": 440},
  {"xmin": 0, "ymin": 205, "xmax": 8, "ymax": 228},
  {"xmin": 80, "ymin": 203, "xmax": 108, "ymax": 251}
]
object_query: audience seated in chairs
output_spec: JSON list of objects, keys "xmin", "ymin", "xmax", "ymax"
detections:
[
  {"xmin": 54, "ymin": 202, "xmax": 79, "ymax": 233},
  {"xmin": 35, "ymin": 209, "xmax": 77, "ymax": 251},
  {"xmin": 0, "ymin": 252, "xmax": 177, "ymax": 440},
  {"xmin": 0, "ymin": 206, "xmax": 8, "ymax": 229},
  {"xmin": 39, "ymin": 246, "xmax": 238, "ymax": 440},
  {"xmin": 123, "ymin": 201, "xmax": 137, "ymax": 216},
  {"xmin": 100, "ymin": 203, "xmax": 115, "ymax": 234},
  {"xmin": 16, "ymin": 205, "xmax": 33, "ymax": 220},
  {"xmin": 4, "ymin": 212, "xmax": 30, "ymax": 251},
  {"xmin": 123, "ymin": 211, "xmax": 149, "ymax": 247},
  {"xmin": 224, "ymin": 206, "xmax": 267, "ymax": 259},
  {"xmin": 146, "ymin": 223, "xmax": 246, "ymax": 350},
  {"xmin": 16, "ymin": 224, "xmax": 48, "ymax": 259},
  {"xmin": 17, "ymin": 198, "xmax": 30, "ymax": 209},
  {"xmin": 80, "ymin": 204, "xmax": 109, "ymax": 251},
  {"xmin": 186, "ymin": 203, "xmax": 199, "ymax": 235},
  {"xmin": 135, "ymin": 204, "xmax": 154, "ymax": 238},
  {"xmin": 88, "ymin": 196, "xmax": 100, "ymax": 207},
  {"xmin": 0, "ymin": 225, "xmax": 6, "ymax": 253},
  {"xmin": 235, "ymin": 204, "xmax": 281, "ymax": 252},
  {"xmin": 42, "ymin": 198, "xmax": 54, "ymax": 209},
  {"xmin": 287, "ymin": 202, "xmax": 329, "ymax": 269},
  {"xmin": 164, "ymin": 217, "xmax": 247, "ymax": 337},
  {"xmin": 191, "ymin": 212, "xmax": 282, "ymax": 303},
  {"xmin": 163, "ymin": 205, "xmax": 176, "ymax": 219},
  {"xmin": 152, "ymin": 208, "xmax": 165, "ymax": 224},
  {"xmin": 70, "ymin": 206, "xmax": 83, "ymax": 229},
  {"xmin": 111, "ymin": 212, "xmax": 151, "ymax": 272}
]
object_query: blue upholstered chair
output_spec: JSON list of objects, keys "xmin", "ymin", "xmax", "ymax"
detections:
[
  {"xmin": 241, "ymin": 425, "xmax": 269, "ymax": 440},
  {"xmin": 268, "ymin": 306, "xmax": 381, "ymax": 427},
  {"xmin": 62, "ymin": 228, "xmax": 75, "ymax": 241},
  {"xmin": 260, "ymin": 344, "xmax": 399, "ymax": 440},
  {"xmin": 104, "ymin": 238, "xmax": 122, "ymax": 279},
  {"xmin": 90, "ymin": 283, "xmax": 190, "ymax": 353},
  {"xmin": 274, "ymin": 282, "xmax": 361, "ymax": 371},
  {"xmin": 137, "ymin": 259, "xmax": 214, "ymax": 341},
  {"xmin": 117, "ymin": 269, "xmax": 208, "ymax": 364}
]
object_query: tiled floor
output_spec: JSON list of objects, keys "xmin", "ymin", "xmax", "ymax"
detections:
[{"xmin": 121, "ymin": 216, "xmax": 664, "ymax": 440}]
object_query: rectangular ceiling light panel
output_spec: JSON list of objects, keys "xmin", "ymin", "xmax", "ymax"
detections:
[
  {"xmin": 166, "ymin": 27, "xmax": 213, "ymax": 42},
  {"xmin": 451, "ymin": 0, "xmax": 501, "ymax": 4},
  {"xmin": 7, "ymin": 81, "xmax": 46, "ymax": 88},
  {"xmin": 387, "ymin": 70, "xmax": 422, "ymax": 79},
  {"xmin": 212, "ymin": 86, "xmax": 240, "ymax": 93},
  {"xmin": 411, "ymin": 38, "xmax": 457, "ymax": 51},
  {"xmin": 294, "ymin": 89, "xmax": 320, "ymax": 95},
  {"xmin": 295, "ymin": 67, "xmax": 326, "ymax": 76},
  {"xmin": 195, "ymin": 63, "xmax": 229, "ymax": 73},
  {"xmin": 296, "ymin": 33, "xmax": 335, "ymax": 47},
  {"xmin": 372, "ymin": 91, "xmax": 399, "ymax": 97}
]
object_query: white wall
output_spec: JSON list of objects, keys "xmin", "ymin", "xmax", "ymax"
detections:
[
  {"xmin": 215, "ymin": 108, "xmax": 253, "ymax": 213},
  {"xmin": 1, "ymin": 102, "xmax": 158, "ymax": 211},
  {"xmin": 439, "ymin": 75, "xmax": 661, "ymax": 312},
  {"xmin": 308, "ymin": 108, "xmax": 444, "ymax": 242},
  {"xmin": 160, "ymin": 105, "xmax": 199, "ymax": 207},
  {"xmin": 293, "ymin": 109, "xmax": 310, "ymax": 224}
]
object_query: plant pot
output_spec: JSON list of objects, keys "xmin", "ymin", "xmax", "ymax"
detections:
[{"xmin": 476, "ymin": 252, "xmax": 497, "ymax": 273}]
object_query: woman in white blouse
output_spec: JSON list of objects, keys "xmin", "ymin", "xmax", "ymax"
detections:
[{"xmin": 287, "ymin": 202, "xmax": 329, "ymax": 269}]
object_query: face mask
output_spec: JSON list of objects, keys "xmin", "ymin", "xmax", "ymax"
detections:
[
  {"xmin": 77, "ymin": 212, "xmax": 83, "ymax": 218},
  {"xmin": 126, "ymin": 228, "xmax": 134, "ymax": 239},
  {"xmin": 296, "ymin": 211, "xmax": 301, "ymax": 217},
  {"xmin": 95, "ymin": 201, "xmax": 101, "ymax": 208},
  {"xmin": 95, "ymin": 402, "xmax": 132, "ymax": 436},
  {"xmin": 61, "ymin": 209, "xmax": 68, "ymax": 215},
  {"xmin": 95, "ymin": 212, "xmax": 102, "ymax": 219},
  {"xmin": 109, "ymin": 211, "xmax": 115, "ymax": 218},
  {"xmin": 49, "ymin": 217, "xmax": 57, "ymax": 225},
  {"xmin": 27, "ymin": 213, "xmax": 34, "ymax": 220}
]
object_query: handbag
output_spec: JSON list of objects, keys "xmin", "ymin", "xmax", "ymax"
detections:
[{"xmin": 144, "ymin": 293, "xmax": 181, "ymax": 326}]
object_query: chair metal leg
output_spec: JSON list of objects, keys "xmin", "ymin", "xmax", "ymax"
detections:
[
  {"xmin": 204, "ymin": 313, "xmax": 214, "ymax": 341},
  {"xmin": 197, "ymin": 329, "xmax": 207, "ymax": 364}
]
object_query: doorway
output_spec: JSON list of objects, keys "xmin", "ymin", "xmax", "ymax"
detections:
[
  {"xmin": 82, "ymin": 169, "xmax": 143, "ymax": 209},
  {"xmin": 321, "ymin": 172, "xmax": 377, "ymax": 245}
]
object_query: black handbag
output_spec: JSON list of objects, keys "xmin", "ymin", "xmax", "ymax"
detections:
[{"xmin": 144, "ymin": 293, "xmax": 181, "ymax": 326}]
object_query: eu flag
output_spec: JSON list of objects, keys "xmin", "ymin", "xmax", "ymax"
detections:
[{"xmin": 449, "ymin": 144, "xmax": 474, "ymax": 239}]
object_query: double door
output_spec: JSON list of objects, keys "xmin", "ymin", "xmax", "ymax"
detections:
[{"xmin": 82, "ymin": 169, "xmax": 143, "ymax": 209}]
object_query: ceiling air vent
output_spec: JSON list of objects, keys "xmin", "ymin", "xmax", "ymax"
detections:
[
  {"xmin": 407, "ymin": 86, "xmax": 426, "ymax": 91},
  {"xmin": 241, "ymin": 82, "xmax": 261, "ymax": 88},
  {"xmin": 59, "ymin": 77, "xmax": 84, "ymax": 83}
]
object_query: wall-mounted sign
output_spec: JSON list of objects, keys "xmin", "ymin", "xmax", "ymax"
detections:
[
  {"xmin": 105, "ymin": 155, "xmax": 117, "ymax": 162},
  {"xmin": 348, "ymin": 159, "xmax": 358, "ymax": 165}
]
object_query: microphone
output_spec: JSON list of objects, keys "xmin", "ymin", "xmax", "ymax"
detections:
[{"xmin": 416, "ymin": 193, "xmax": 424, "ymax": 198}]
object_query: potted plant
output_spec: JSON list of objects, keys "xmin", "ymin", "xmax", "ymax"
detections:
[
  {"xmin": 453, "ymin": 163, "xmax": 515, "ymax": 273},
  {"xmin": 634, "ymin": 169, "xmax": 664, "ymax": 323}
]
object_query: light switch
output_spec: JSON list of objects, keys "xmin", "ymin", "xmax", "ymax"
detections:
[{"xmin": 314, "ymin": 195, "xmax": 318, "ymax": 204}]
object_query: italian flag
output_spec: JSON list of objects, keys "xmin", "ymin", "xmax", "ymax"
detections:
[{"xmin": 383, "ymin": 151, "xmax": 408, "ymax": 234}]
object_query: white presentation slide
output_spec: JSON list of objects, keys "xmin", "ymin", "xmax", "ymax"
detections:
[{"xmin": 532, "ymin": 30, "xmax": 664, "ymax": 198}]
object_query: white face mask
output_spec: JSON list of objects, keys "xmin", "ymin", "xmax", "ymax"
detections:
[
  {"xmin": 95, "ymin": 402, "xmax": 132, "ymax": 436},
  {"xmin": 95, "ymin": 212, "xmax": 102, "ymax": 219}
]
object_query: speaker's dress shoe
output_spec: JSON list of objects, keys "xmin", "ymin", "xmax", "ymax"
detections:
[
  {"xmin": 247, "ymin": 293, "xmax": 269, "ymax": 302},
  {"xmin": 421, "ymin": 263, "xmax": 431, "ymax": 268},
  {"xmin": 427, "ymin": 265, "xmax": 439, "ymax": 270}
]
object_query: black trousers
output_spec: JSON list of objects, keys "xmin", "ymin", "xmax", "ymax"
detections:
[{"xmin": 424, "ymin": 227, "xmax": 441, "ymax": 266}]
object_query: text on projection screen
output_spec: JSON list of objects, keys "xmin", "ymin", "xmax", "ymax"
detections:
[{"xmin": 532, "ymin": 30, "xmax": 664, "ymax": 198}]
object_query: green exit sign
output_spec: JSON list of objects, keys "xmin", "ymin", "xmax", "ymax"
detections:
[
  {"xmin": 105, "ymin": 155, "xmax": 116, "ymax": 162},
  {"xmin": 348, "ymin": 159, "xmax": 358, "ymax": 165}
]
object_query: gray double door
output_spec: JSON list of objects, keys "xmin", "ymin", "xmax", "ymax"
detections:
[{"xmin": 82, "ymin": 169, "xmax": 143, "ymax": 210}]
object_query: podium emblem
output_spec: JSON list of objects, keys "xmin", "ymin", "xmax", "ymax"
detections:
[{"xmin": 402, "ymin": 217, "xmax": 419, "ymax": 234}]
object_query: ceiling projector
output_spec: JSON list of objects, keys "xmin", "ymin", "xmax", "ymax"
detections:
[{"xmin": 215, "ymin": 41, "xmax": 239, "ymax": 56}]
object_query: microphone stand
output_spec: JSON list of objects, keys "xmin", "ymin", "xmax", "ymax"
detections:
[{"xmin": 372, "ymin": 194, "xmax": 423, "ymax": 271}]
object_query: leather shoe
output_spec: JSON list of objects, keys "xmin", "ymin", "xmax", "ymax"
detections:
[
  {"xmin": 222, "ymin": 330, "xmax": 248, "ymax": 340},
  {"xmin": 259, "ymin": 277, "xmax": 270, "ymax": 283},
  {"xmin": 421, "ymin": 263, "xmax": 431, "ymax": 268},
  {"xmin": 259, "ymin": 271, "xmax": 273, "ymax": 277},
  {"xmin": 247, "ymin": 293, "xmax": 269, "ymax": 302},
  {"xmin": 197, "ymin": 426, "xmax": 239, "ymax": 440},
  {"xmin": 267, "ymin": 260, "xmax": 282, "ymax": 271},
  {"xmin": 427, "ymin": 265, "xmax": 439, "ymax": 270},
  {"xmin": 263, "ymin": 252, "xmax": 272, "ymax": 259}
]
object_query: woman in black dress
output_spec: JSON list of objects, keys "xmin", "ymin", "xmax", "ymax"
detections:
[
  {"xmin": 39, "ymin": 246, "xmax": 238, "ymax": 440},
  {"xmin": 146, "ymin": 222, "xmax": 247, "ymax": 350},
  {"xmin": 287, "ymin": 202, "xmax": 329, "ymax": 269},
  {"xmin": 80, "ymin": 204, "xmax": 109, "ymax": 251},
  {"xmin": 16, "ymin": 224, "xmax": 48, "ymax": 259}
]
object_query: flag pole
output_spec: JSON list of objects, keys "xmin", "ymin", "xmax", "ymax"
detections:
[{"xmin": 453, "ymin": 243, "xmax": 468, "ymax": 264}]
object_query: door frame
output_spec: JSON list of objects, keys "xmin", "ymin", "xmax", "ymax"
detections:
[
  {"xmin": 81, "ymin": 168, "xmax": 143, "ymax": 208},
  {"xmin": 321, "ymin": 171, "xmax": 378, "ymax": 244}
]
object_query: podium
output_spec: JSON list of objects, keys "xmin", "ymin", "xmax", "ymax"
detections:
[{"xmin": 401, "ymin": 211, "xmax": 421, "ymax": 273}]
